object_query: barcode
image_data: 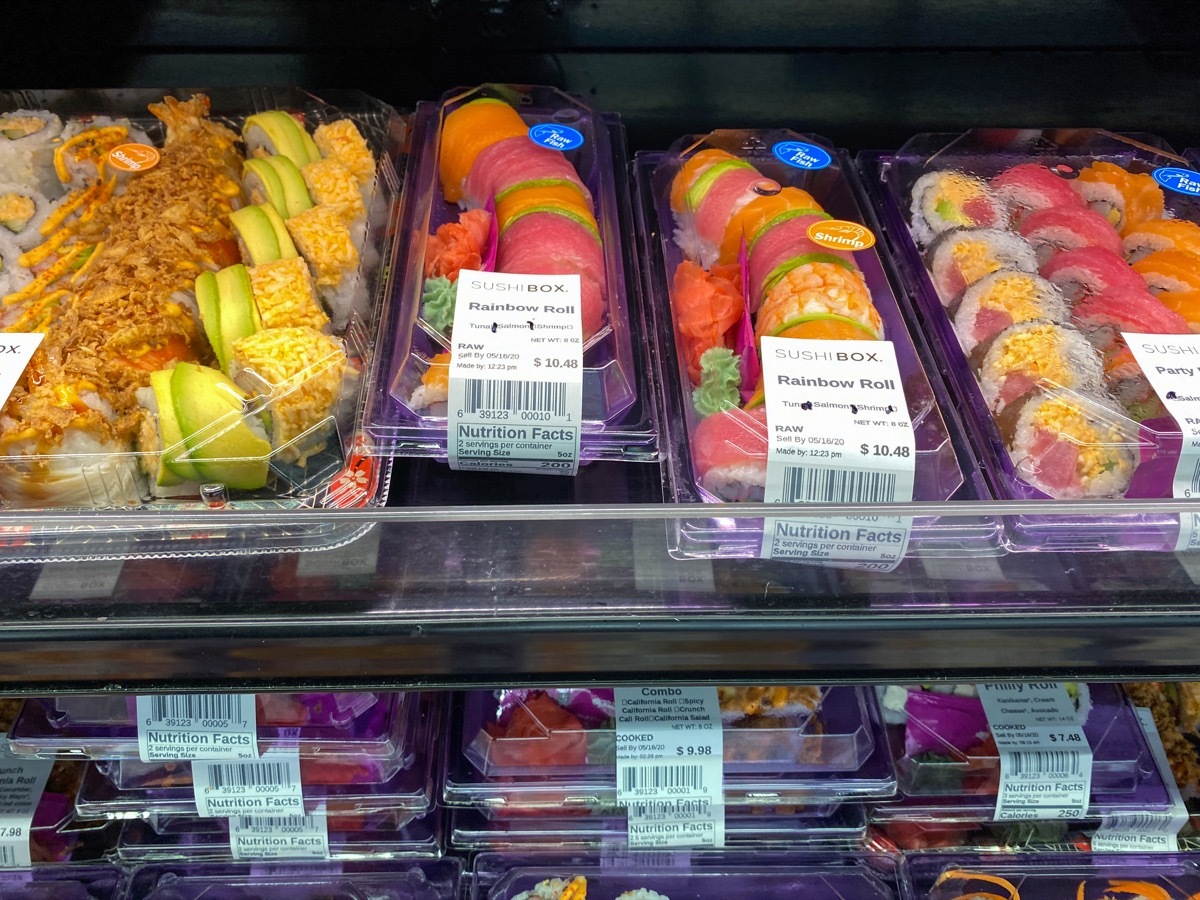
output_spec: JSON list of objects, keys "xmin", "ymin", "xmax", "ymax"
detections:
[
  {"xmin": 0, "ymin": 845, "xmax": 18, "ymax": 867},
  {"xmin": 208, "ymin": 761, "xmax": 291, "ymax": 790},
  {"xmin": 620, "ymin": 764, "xmax": 705, "ymax": 793},
  {"xmin": 148, "ymin": 694, "xmax": 249, "ymax": 724},
  {"xmin": 1103, "ymin": 813, "xmax": 1176, "ymax": 833},
  {"xmin": 1190, "ymin": 459, "xmax": 1200, "ymax": 496},
  {"xmin": 628, "ymin": 798, "xmax": 712, "ymax": 816},
  {"xmin": 780, "ymin": 466, "xmax": 897, "ymax": 503},
  {"xmin": 461, "ymin": 378, "xmax": 566, "ymax": 415},
  {"xmin": 1008, "ymin": 749, "xmax": 1085, "ymax": 778},
  {"xmin": 233, "ymin": 816, "xmax": 313, "ymax": 830}
]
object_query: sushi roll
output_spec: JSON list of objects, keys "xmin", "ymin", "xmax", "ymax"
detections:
[
  {"xmin": 0, "ymin": 183, "xmax": 51, "ymax": 249},
  {"xmin": 755, "ymin": 262, "xmax": 882, "ymax": 342},
  {"xmin": 976, "ymin": 321, "xmax": 1104, "ymax": 414},
  {"xmin": 285, "ymin": 204, "xmax": 361, "ymax": 331},
  {"xmin": 242, "ymin": 156, "xmax": 313, "ymax": 220},
  {"xmin": 1016, "ymin": 205, "xmax": 1123, "ymax": 264},
  {"xmin": 1073, "ymin": 285, "xmax": 1190, "ymax": 351},
  {"xmin": 313, "ymin": 119, "xmax": 375, "ymax": 188},
  {"xmin": 748, "ymin": 212, "xmax": 850, "ymax": 307},
  {"xmin": 463, "ymin": 135, "xmax": 592, "ymax": 213},
  {"xmin": 1123, "ymin": 218, "xmax": 1200, "ymax": 262},
  {"xmin": 228, "ymin": 325, "xmax": 347, "ymax": 466},
  {"xmin": 0, "ymin": 109, "xmax": 63, "ymax": 194},
  {"xmin": 241, "ymin": 110, "xmax": 320, "ymax": 169},
  {"xmin": 1073, "ymin": 160, "xmax": 1165, "ymax": 234},
  {"xmin": 408, "ymin": 351, "xmax": 450, "ymax": 411},
  {"xmin": 717, "ymin": 185, "xmax": 824, "ymax": 266},
  {"xmin": 990, "ymin": 162, "xmax": 1084, "ymax": 225},
  {"xmin": 1040, "ymin": 245, "xmax": 1147, "ymax": 303},
  {"xmin": 616, "ymin": 892, "xmax": 670, "ymax": 900},
  {"xmin": 494, "ymin": 179, "xmax": 597, "ymax": 234},
  {"xmin": 909, "ymin": 170, "xmax": 1007, "ymax": 247},
  {"xmin": 1133, "ymin": 250, "xmax": 1200, "ymax": 295},
  {"xmin": 0, "ymin": 232, "xmax": 32, "ymax": 300},
  {"xmin": 1157, "ymin": 290, "xmax": 1200, "ymax": 332},
  {"xmin": 437, "ymin": 98, "xmax": 529, "ymax": 205},
  {"xmin": 673, "ymin": 154, "xmax": 773, "ymax": 267},
  {"xmin": 511, "ymin": 876, "xmax": 588, "ymax": 900},
  {"xmin": 717, "ymin": 685, "xmax": 821, "ymax": 723},
  {"xmin": 951, "ymin": 270, "xmax": 1069, "ymax": 355},
  {"xmin": 249, "ymin": 256, "xmax": 330, "ymax": 332},
  {"xmin": 1102, "ymin": 344, "xmax": 1170, "ymax": 423},
  {"xmin": 998, "ymin": 389, "xmax": 1135, "ymax": 499},
  {"xmin": 302, "ymin": 158, "xmax": 365, "ymax": 225},
  {"xmin": 693, "ymin": 405, "xmax": 768, "ymax": 502},
  {"xmin": 926, "ymin": 227, "xmax": 1038, "ymax": 303},
  {"xmin": 54, "ymin": 116, "xmax": 153, "ymax": 186}
]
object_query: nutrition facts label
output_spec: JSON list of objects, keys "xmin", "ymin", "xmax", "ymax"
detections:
[
  {"xmin": 136, "ymin": 694, "xmax": 258, "ymax": 762},
  {"xmin": 614, "ymin": 687, "xmax": 725, "ymax": 849},
  {"xmin": 192, "ymin": 750, "xmax": 304, "ymax": 818},
  {"xmin": 447, "ymin": 269, "xmax": 583, "ymax": 476},
  {"xmin": 758, "ymin": 337, "xmax": 914, "ymax": 569},
  {"xmin": 978, "ymin": 682, "xmax": 1092, "ymax": 821},
  {"xmin": 230, "ymin": 808, "xmax": 330, "ymax": 861}
]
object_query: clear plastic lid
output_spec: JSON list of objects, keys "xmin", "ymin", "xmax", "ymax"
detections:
[
  {"xmin": 0, "ymin": 87, "xmax": 405, "ymax": 560},
  {"xmin": 365, "ymin": 83, "xmax": 659, "ymax": 463},
  {"xmin": 867, "ymin": 130, "xmax": 1200, "ymax": 551},
  {"xmin": 463, "ymin": 686, "xmax": 876, "ymax": 777},
  {"xmin": 50, "ymin": 692, "xmax": 379, "ymax": 729},
  {"xmin": 906, "ymin": 851, "xmax": 1200, "ymax": 900},
  {"xmin": 125, "ymin": 860, "xmax": 462, "ymax": 900},
  {"xmin": 450, "ymin": 803, "xmax": 867, "ymax": 852},
  {"xmin": 443, "ymin": 689, "xmax": 896, "ymax": 811},
  {"xmin": 633, "ymin": 132, "xmax": 985, "ymax": 562},
  {"xmin": 470, "ymin": 850, "xmax": 903, "ymax": 900},
  {"xmin": 116, "ymin": 808, "xmax": 443, "ymax": 862},
  {"xmin": 0, "ymin": 866, "xmax": 124, "ymax": 900},
  {"xmin": 72, "ymin": 694, "xmax": 439, "ymax": 820},
  {"xmin": 8, "ymin": 692, "xmax": 416, "ymax": 761}
]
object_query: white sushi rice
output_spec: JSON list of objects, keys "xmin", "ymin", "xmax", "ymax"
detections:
[
  {"xmin": 977, "ymin": 321, "xmax": 1104, "ymax": 415},
  {"xmin": 0, "ymin": 109, "xmax": 63, "ymax": 194},
  {"xmin": 1072, "ymin": 179, "xmax": 1126, "ymax": 231},
  {"xmin": 511, "ymin": 879, "xmax": 570, "ymax": 900},
  {"xmin": 57, "ymin": 117, "xmax": 153, "ymax": 188},
  {"xmin": 0, "ymin": 182, "xmax": 53, "ymax": 250},
  {"xmin": 700, "ymin": 461, "xmax": 768, "ymax": 503},
  {"xmin": 926, "ymin": 227, "xmax": 1039, "ymax": 305},
  {"xmin": 952, "ymin": 270, "xmax": 1069, "ymax": 356},
  {"xmin": 615, "ymin": 891, "xmax": 671, "ymax": 900},
  {"xmin": 0, "ymin": 231, "xmax": 32, "ymax": 301},
  {"xmin": 0, "ymin": 428, "xmax": 144, "ymax": 508},
  {"xmin": 910, "ymin": 170, "xmax": 1005, "ymax": 247}
]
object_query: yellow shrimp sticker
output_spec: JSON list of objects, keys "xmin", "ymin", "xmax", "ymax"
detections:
[
  {"xmin": 107, "ymin": 143, "xmax": 160, "ymax": 173},
  {"xmin": 807, "ymin": 219, "xmax": 875, "ymax": 251}
]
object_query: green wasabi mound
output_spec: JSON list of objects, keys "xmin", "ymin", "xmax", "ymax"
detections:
[
  {"xmin": 692, "ymin": 346, "xmax": 742, "ymax": 417},
  {"xmin": 422, "ymin": 275, "xmax": 457, "ymax": 334}
]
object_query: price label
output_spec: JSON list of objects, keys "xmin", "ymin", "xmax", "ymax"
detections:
[
  {"xmin": 192, "ymin": 750, "xmax": 303, "ymax": 818},
  {"xmin": 447, "ymin": 269, "xmax": 583, "ymax": 476},
  {"xmin": 0, "ymin": 334, "xmax": 43, "ymax": 408},
  {"xmin": 614, "ymin": 687, "xmax": 725, "ymax": 849},
  {"xmin": 136, "ymin": 694, "xmax": 258, "ymax": 762},
  {"xmin": 295, "ymin": 525, "xmax": 380, "ymax": 578},
  {"xmin": 758, "ymin": 337, "xmax": 914, "ymax": 569},
  {"xmin": 978, "ymin": 683, "xmax": 1092, "ymax": 821},
  {"xmin": 1091, "ymin": 707, "xmax": 1188, "ymax": 852},
  {"xmin": 0, "ymin": 748, "xmax": 52, "ymax": 869},
  {"xmin": 230, "ymin": 808, "xmax": 330, "ymax": 860}
]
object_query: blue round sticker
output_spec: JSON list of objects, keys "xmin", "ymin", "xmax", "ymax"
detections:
[
  {"xmin": 528, "ymin": 123, "xmax": 585, "ymax": 152},
  {"xmin": 1153, "ymin": 166, "xmax": 1200, "ymax": 197},
  {"xmin": 772, "ymin": 140, "xmax": 832, "ymax": 170}
]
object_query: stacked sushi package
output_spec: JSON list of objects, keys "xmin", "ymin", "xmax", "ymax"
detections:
[
  {"xmin": 865, "ymin": 129, "xmax": 1200, "ymax": 551},
  {"xmin": 1, "ymin": 692, "xmax": 443, "ymax": 871},
  {"xmin": 369, "ymin": 84, "xmax": 659, "ymax": 467},
  {"xmin": 441, "ymin": 686, "xmax": 895, "ymax": 854},
  {"xmin": 0, "ymin": 88, "xmax": 402, "ymax": 561}
]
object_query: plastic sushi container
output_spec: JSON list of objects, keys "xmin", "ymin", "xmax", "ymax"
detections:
[
  {"xmin": 870, "ymin": 816, "xmax": 1098, "ymax": 853},
  {"xmin": 7, "ymin": 691, "xmax": 417, "ymax": 761},
  {"xmin": 905, "ymin": 851, "xmax": 1200, "ymax": 900},
  {"xmin": 633, "ymin": 129, "xmax": 995, "ymax": 563},
  {"xmin": 115, "ymin": 808, "xmax": 443, "ymax": 862},
  {"xmin": 365, "ymin": 83, "xmax": 660, "ymax": 465},
  {"xmin": 49, "ymin": 691, "xmax": 378, "ymax": 729},
  {"xmin": 443, "ymin": 689, "xmax": 897, "ymax": 813},
  {"xmin": 871, "ymin": 684, "xmax": 1173, "ymax": 822},
  {"xmin": 449, "ymin": 803, "xmax": 868, "ymax": 852},
  {"xmin": 463, "ymin": 686, "xmax": 877, "ymax": 777},
  {"xmin": 124, "ymin": 859, "xmax": 463, "ymax": 900},
  {"xmin": 862, "ymin": 129, "xmax": 1200, "ymax": 551},
  {"xmin": 0, "ymin": 865, "xmax": 125, "ymax": 900},
  {"xmin": 0, "ymin": 87, "xmax": 406, "ymax": 563},
  {"xmin": 469, "ymin": 850, "xmax": 904, "ymax": 900}
]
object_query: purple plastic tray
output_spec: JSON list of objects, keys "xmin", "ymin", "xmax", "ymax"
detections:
[
  {"xmin": 450, "ymin": 803, "xmax": 867, "ymax": 852},
  {"xmin": 862, "ymin": 130, "xmax": 1200, "ymax": 551},
  {"xmin": 462, "ymin": 686, "xmax": 876, "ymax": 778},
  {"xmin": 366, "ymin": 84, "xmax": 659, "ymax": 463},
  {"xmin": 125, "ymin": 860, "xmax": 462, "ymax": 900},
  {"xmin": 116, "ymin": 808, "xmax": 443, "ymax": 861},
  {"xmin": 7, "ymin": 693, "xmax": 415, "ymax": 761},
  {"xmin": 0, "ymin": 865, "xmax": 124, "ymax": 900},
  {"xmin": 470, "ymin": 851, "xmax": 903, "ymax": 900},
  {"xmin": 906, "ymin": 851, "xmax": 1200, "ymax": 900},
  {"xmin": 50, "ymin": 693, "xmax": 379, "ymax": 729},
  {"xmin": 633, "ymin": 133, "xmax": 997, "ymax": 561},
  {"xmin": 872, "ymin": 687, "xmax": 1171, "ymax": 823},
  {"xmin": 443, "ymin": 690, "xmax": 896, "ymax": 811}
]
